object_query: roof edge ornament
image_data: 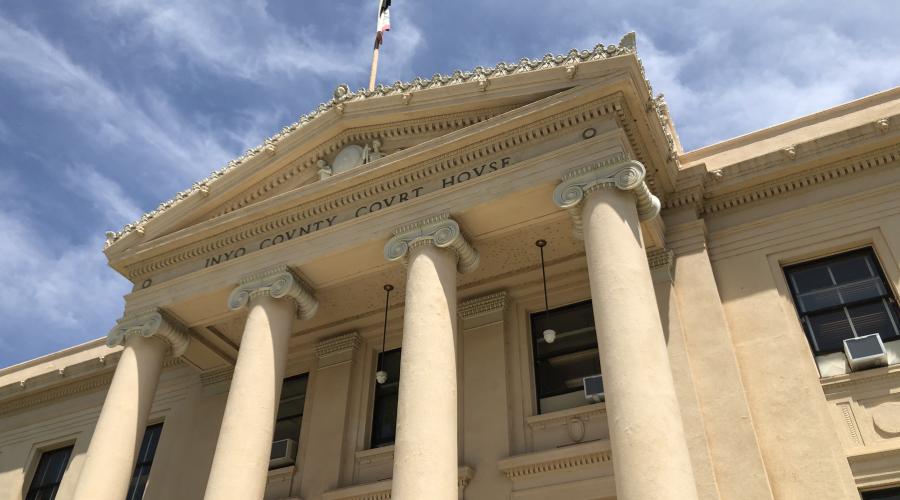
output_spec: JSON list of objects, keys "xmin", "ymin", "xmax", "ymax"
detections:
[{"xmin": 104, "ymin": 33, "xmax": 642, "ymax": 250}]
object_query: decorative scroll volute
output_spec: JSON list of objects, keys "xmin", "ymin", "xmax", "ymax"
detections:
[
  {"xmin": 384, "ymin": 213, "xmax": 479, "ymax": 273},
  {"xmin": 553, "ymin": 154, "xmax": 661, "ymax": 238},
  {"xmin": 227, "ymin": 265, "xmax": 319, "ymax": 319},
  {"xmin": 106, "ymin": 310, "xmax": 190, "ymax": 357}
]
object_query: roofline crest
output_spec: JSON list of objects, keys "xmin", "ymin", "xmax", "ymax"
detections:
[{"xmin": 104, "ymin": 33, "xmax": 640, "ymax": 248}]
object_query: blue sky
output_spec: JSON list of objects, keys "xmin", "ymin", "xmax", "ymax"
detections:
[{"xmin": 1, "ymin": 1, "xmax": 898, "ymax": 368}]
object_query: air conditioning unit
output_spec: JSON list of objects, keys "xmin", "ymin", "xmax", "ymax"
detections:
[
  {"xmin": 844, "ymin": 333, "xmax": 888, "ymax": 371},
  {"xmin": 583, "ymin": 374, "xmax": 604, "ymax": 402},
  {"xmin": 270, "ymin": 439, "xmax": 297, "ymax": 469}
]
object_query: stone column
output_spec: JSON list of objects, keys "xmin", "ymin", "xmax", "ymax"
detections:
[
  {"xmin": 72, "ymin": 310, "xmax": 189, "ymax": 500},
  {"xmin": 384, "ymin": 214, "xmax": 479, "ymax": 500},
  {"xmin": 204, "ymin": 266, "xmax": 317, "ymax": 500},
  {"xmin": 553, "ymin": 155, "xmax": 698, "ymax": 500}
]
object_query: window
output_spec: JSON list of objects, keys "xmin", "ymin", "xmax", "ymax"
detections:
[
  {"xmin": 785, "ymin": 248, "xmax": 900, "ymax": 356},
  {"xmin": 126, "ymin": 423, "xmax": 163, "ymax": 500},
  {"xmin": 862, "ymin": 486, "xmax": 900, "ymax": 499},
  {"xmin": 371, "ymin": 348, "xmax": 401, "ymax": 448},
  {"xmin": 531, "ymin": 300, "xmax": 601, "ymax": 414},
  {"xmin": 274, "ymin": 374, "xmax": 308, "ymax": 444},
  {"xmin": 25, "ymin": 445, "xmax": 72, "ymax": 500}
]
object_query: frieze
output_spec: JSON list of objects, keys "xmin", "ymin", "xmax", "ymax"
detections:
[
  {"xmin": 212, "ymin": 104, "xmax": 519, "ymax": 218},
  {"xmin": 125, "ymin": 96, "xmax": 630, "ymax": 287},
  {"xmin": 106, "ymin": 34, "xmax": 642, "ymax": 247}
]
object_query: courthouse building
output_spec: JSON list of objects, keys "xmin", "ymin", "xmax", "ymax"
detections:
[{"xmin": 3, "ymin": 33, "xmax": 900, "ymax": 500}]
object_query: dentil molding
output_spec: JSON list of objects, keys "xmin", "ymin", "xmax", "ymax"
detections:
[
  {"xmin": 553, "ymin": 153, "xmax": 661, "ymax": 238},
  {"xmin": 458, "ymin": 291, "xmax": 507, "ymax": 320},
  {"xmin": 106, "ymin": 309, "xmax": 190, "ymax": 357},
  {"xmin": 384, "ymin": 213, "xmax": 480, "ymax": 273},
  {"xmin": 227, "ymin": 265, "xmax": 319, "ymax": 319},
  {"xmin": 315, "ymin": 332, "xmax": 361, "ymax": 367}
]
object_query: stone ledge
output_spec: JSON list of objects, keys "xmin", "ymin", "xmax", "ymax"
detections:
[
  {"xmin": 525, "ymin": 402, "xmax": 606, "ymax": 431},
  {"xmin": 498, "ymin": 439, "xmax": 612, "ymax": 480},
  {"xmin": 322, "ymin": 466, "xmax": 474, "ymax": 500}
]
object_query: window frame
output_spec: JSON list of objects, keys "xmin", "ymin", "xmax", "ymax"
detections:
[
  {"xmin": 528, "ymin": 299, "xmax": 601, "ymax": 415},
  {"xmin": 784, "ymin": 247, "xmax": 900, "ymax": 356},
  {"xmin": 369, "ymin": 347, "xmax": 401, "ymax": 449},
  {"xmin": 125, "ymin": 422, "xmax": 164, "ymax": 500},
  {"xmin": 24, "ymin": 444, "xmax": 73, "ymax": 500},
  {"xmin": 273, "ymin": 372, "xmax": 309, "ymax": 442}
]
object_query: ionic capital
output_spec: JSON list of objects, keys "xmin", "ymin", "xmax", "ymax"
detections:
[
  {"xmin": 227, "ymin": 265, "xmax": 318, "ymax": 319},
  {"xmin": 106, "ymin": 309, "xmax": 190, "ymax": 357},
  {"xmin": 384, "ymin": 213, "xmax": 479, "ymax": 273},
  {"xmin": 553, "ymin": 154, "xmax": 661, "ymax": 238}
]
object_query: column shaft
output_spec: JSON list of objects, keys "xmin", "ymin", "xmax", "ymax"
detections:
[
  {"xmin": 581, "ymin": 188, "xmax": 698, "ymax": 500},
  {"xmin": 391, "ymin": 244, "xmax": 459, "ymax": 500},
  {"xmin": 203, "ymin": 296, "xmax": 294, "ymax": 500},
  {"xmin": 72, "ymin": 335, "xmax": 167, "ymax": 500}
]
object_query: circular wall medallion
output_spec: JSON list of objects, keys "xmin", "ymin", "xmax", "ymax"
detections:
[{"xmin": 332, "ymin": 145, "xmax": 365, "ymax": 174}]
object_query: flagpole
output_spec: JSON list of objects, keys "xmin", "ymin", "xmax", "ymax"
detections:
[{"xmin": 368, "ymin": 0, "xmax": 384, "ymax": 91}]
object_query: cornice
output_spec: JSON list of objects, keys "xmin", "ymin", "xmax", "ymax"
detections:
[
  {"xmin": 702, "ymin": 142, "xmax": 900, "ymax": 215},
  {"xmin": 458, "ymin": 291, "xmax": 507, "ymax": 320},
  {"xmin": 122, "ymin": 94, "xmax": 631, "ymax": 282},
  {"xmin": 105, "ymin": 34, "xmax": 640, "ymax": 247},
  {"xmin": 665, "ymin": 115, "xmax": 900, "ymax": 217},
  {"xmin": 0, "ymin": 371, "xmax": 113, "ymax": 416}
]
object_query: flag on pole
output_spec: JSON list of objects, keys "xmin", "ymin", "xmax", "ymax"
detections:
[{"xmin": 375, "ymin": 0, "xmax": 391, "ymax": 47}]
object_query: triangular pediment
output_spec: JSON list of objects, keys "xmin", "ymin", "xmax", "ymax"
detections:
[
  {"xmin": 105, "ymin": 34, "xmax": 674, "ymax": 275},
  {"xmin": 173, "ymin": 95, "xmax": 557, "ymax": 231}
]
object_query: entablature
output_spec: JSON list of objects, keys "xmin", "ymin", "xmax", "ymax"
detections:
[{"xmin": 111, "ymin": 75, "xmax": 670, "ymax": 290}]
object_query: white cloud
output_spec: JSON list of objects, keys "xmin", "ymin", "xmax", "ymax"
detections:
[
  {"xmin": 0, "ymin": 16, "xmax": 234, "ymax": 180},
  {"xmin": 85, "ymin": 0, "xmax": 402, "ymax": 82},
  {"xmin": 63, "ymin": 164, "xmax": 143, "ymax": 226},
  {"xmin": 568, "ymin": 10, "xmax": 900, "ymax": 150},
  {"xmin": 0, "ymin": 210, "xmax": 130, "ymax": 361}
]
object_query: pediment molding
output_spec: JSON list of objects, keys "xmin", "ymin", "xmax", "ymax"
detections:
[
  {"xmin": 209, "ymin": 103, "xmax": 525, "ymax": 219},
  {"xmin": 105, "ymin": 35, "xmax": 644, "ymax": 249},
  {"xmin": 121, "ymin": 93, "xmax": 638, "ymax": 285}
]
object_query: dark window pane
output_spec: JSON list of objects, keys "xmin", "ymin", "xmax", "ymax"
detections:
[
  {"xmin": 848, "ymin": 301, "xmax": 899, "ymax": 338},
  {"xmin": 273, "ymin": 418, "xmax": 301, "ymax": 443},
  {"xmin": 371, "ymin": 348, "xmax": 401, "ymax": 448},
  {"xmin": 862, "ymin": 486, "xmax": 900, "ymax": 500},
  {"xmin": 535, "ymin": 348, "xmax": 601, "ymax": 397},
  {"xmin": 125, "ymin": 423, "xmax": 163, "ymax": 500},
  {"xmin": 830, "ymin": 254, "xmax": 874, "ymax": 283},
  {"xmin": 276, "ymin": 397, "xmax": 306, "ymax": 419},
  {"xmin": 807, "ymin": 309, "xmax": 854, "ymax": 353},
  {"xmin": 281, "ymin": 376, "xmax": 309, "ymax": 398},
  {"xmin": 785, "ymin": 248, "xmax": 900, "ymax": 356},
  {"xmin": 26, "ymin": 446, "xmax": 72, "ymax": 500},
  {"xmin": 790, "ymin": 265, "xmax": 834, "ymax": 293}
]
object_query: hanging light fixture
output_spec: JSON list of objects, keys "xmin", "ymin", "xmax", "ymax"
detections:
[
  {"xmin": 375, "ymin": 284, "xmax": 393, "ymax": 384},
  {"xmin": 536, "ymin": 240, "xmax": 556, "ymax": 344}
]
